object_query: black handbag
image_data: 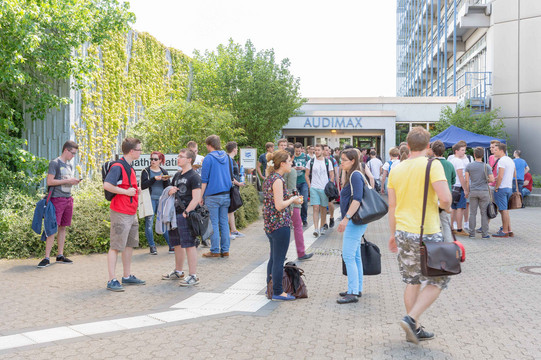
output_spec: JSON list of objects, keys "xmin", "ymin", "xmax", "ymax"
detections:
[
  {"xmin": 484, "ymin": 165, "xmax": 498, "ymax": 219},
  {"xmin": 341, "ymin": 236, "xmax": 381, "ymax": 276},
  {"xmin": 349, "ymin": 170, "xmax": 388, "ymax": 225},
  {"xmin": 324, "ymin": 181, "xmax": 339, "ymax": 201},
  {"xmin": 228, "ymin": 158, "xmax": 243, "ymax": 213},
  {"xmin": 419, "ymin": 159, "xmax": 464, "ymax": 277},
  {"xmin": 451, "ymin": 186, "xmax": 462, "ymax": 204}
]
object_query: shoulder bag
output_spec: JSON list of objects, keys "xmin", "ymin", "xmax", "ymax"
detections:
[
  {"xmin": 508, "ymin": 170, "xmax": 523, "ymax": 210},
  {"xmin": 484, "ymin": 165, "xmax": 498, "ymax": 219},
  {"xmin": 341, "ymin": 235, "xmax": 381, "ymax": 276},
  {"xmin": 419, "ymin": 159, "xmax": 465, "ymax": 277},
  {"xmin": 228, "ymin": 157, "xmax": 243, "ymax": 213},
  {"xmin": 266, "ymin": 262, "xmax": 308, "ymax": 299},
  {"xmin": 349, "ymin": 170, "xmax": 388, "ymax": 225}
]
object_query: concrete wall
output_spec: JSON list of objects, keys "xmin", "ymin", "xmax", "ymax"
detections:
[{"xmin": 490, "ymin": 0, "xmax": 541, "ymax": 173}]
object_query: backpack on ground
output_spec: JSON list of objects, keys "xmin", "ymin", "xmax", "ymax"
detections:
[
  {"xmin": 266, "ymin": 261, "xmax": 308, "ymax": 299},
  {"xmin": 101, "ymin": 159, "xmax": 132, "ymax": 201}
]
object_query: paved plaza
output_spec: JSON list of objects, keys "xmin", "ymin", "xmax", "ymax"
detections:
[{"xmin": 1, "ymin": 206, "xmax": 540, "ymax": 359}]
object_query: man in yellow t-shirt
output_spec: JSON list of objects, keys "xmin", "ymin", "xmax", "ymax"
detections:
[{"xmin": 388, "ymin": 126, "xmax": 452, "ymax": 345}]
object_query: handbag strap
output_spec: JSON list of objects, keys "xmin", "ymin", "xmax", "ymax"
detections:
[
  {"xmin": 419, "ymin": 159, "xmax": 434, "ymax": 245},
  {"xmin": 484, "ymin": 164, "xmax": 494, "ymax": 202},
  {"xmin": 514, "ymin": 169, "xmax": 519, "ymax": 194}
]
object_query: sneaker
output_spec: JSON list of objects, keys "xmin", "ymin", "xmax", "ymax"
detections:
[
  {"xmin": 121, "ymin": 275, "xmax": 146, "ymax": 285},
  {"xmin": 313, "ymin": 229, "xmax": 319, "ymax": 238},
  {"xmin": 415, "ymin": 326, "xmax": 435, "ymax": 341},
  {"xmin": 482, "ymin": 235, "xmax": 491, "ymax": 239},
  {"xmin": 399, "ymin": 315, "xmax": 419, "ymax": 344},
  {"xmin": 337, "ymin": 294, "xmax": 359, "ymax": 304},
  {"xmin": 179, "ymin": 274, "xmax": 200, "ymax": 287},
  {"xmin": 149, "ymin": 246, "xmax": 157, "ymax": 255},
  {"xmin": 323, "ymin": 223, "xmax": 329, "ymax": 230},
  {"xmin": 231, "ymin": 231, "xmax": 245, "ymax": 238},
  {"xmin": 298, "ymin": 253, "xmax": 314, "ymax": 261},
  {"xmin": 469, "ymin": 234, "xmax": 475, "ymax": 238},
  {"xmin": 302, "ymin": 221, "xmax": 308, "ymax": 227},
  {"xmin": 493, "ymin": 230, "xmax": 509, "ymax": 238},
  {"xmin": 464, "ymin": 222, "xmax": 469, "ymax": 230},
  {"xmin": 498, "ymin": 227, "xmax": 514, "ymax": 237},
  {"xmin": 476, "ymin": 227, "xmax": 482, "ymax": 233},
  {"xmin": 56, "ymin": 255, "xmax": 73, "ymax": 264},
  {"xmin": 320, "ymin": 227, "xmax": 326, "ymax": 235},
  {"xmin": 271, "ymin": 294, "xmax": 295, "ymax": 301},
  {"xmin": 230, "ymin": 233, "xmax": 238, "ymax": 240},
  {"xmin": 339, "ymin": 291, "xmax": 362, "ymax": 297},
  {"xmin": 107, "ymin": 279, "xmax": 124, "ymax": 292},
  {"xmin": 37, "ymin": 258, "xmax": 50, "ymax": 268},
  {"xmin": 329, "ymin": 218, "xmax": 335, "ymax": 228},
  {"xmin": 168, "ymin": 248, "xmax": 175, "ymax": 254},
  {"xmin": 162, "ymin": 270, "xmax": 185, "ymax": 280}
]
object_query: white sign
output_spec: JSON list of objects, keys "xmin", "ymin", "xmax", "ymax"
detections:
[
  {"xmin": 131, "ymin": 154, "xmax": 179, "ymax": 177},
  {"xmin": 240, "ymin": 148, "xmax": 257, "ymax": 169}
]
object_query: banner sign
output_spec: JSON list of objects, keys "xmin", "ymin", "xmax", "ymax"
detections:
[{"xmin": 240, "ymin": 148, "xmax": 257, "ymax": 169}]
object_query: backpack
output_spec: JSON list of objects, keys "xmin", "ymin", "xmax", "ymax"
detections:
[
  {"xmin": 386, "ymin": 160, "xmax": 393, "ymax": 175},
  {"xmin": 309, "ymin": 157, "xmax": 331, "ymax": 183},
  {"xmin": 187, "ymin": 205, "xmax": 213, "ymax": 242},
  {"xmin": 266, "ymin": 262, "xmax": 308, "ymax": 299},
  {"xmin": 101, "ymin": 159, "xmax": 133, "ymax": 201}
]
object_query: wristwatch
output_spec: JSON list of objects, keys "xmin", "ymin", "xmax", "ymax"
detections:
[{"xmin": 345, "ymin": 214, "xmax": 352, "ymax": 220}]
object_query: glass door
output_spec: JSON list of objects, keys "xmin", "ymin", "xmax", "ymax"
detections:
[{"xmin": 352, "ymin": 136, "xmax": 381, "ymax": 156}]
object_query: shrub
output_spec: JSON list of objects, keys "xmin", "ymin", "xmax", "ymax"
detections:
[
  {"xmin": 234, "ymin": 184, "xmax": 260, "ymax": 229},
  {"xmin": 532, "ymin": 174, "xmax": 541, "ymax": 188}
]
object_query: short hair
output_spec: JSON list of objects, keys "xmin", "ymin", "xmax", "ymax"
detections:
[
  {"xmin": 121, "ymin": 138, "xmax": 141, "ymax": 155},
  {"xmin": 265, "ymin": 142, "xmax": 275, "ymax": 151},
  {"xmin": 277, "ymin": 138, "xmax": 288, "ymax": 146},
  {"xmin": 205, "ymin": 135, "xmax": 221, "ymax": 150},
  {"xmin": 474, "ymin": 147, "xmax": 484, "ymax": 159},
  {"xmin": 179, "ymin": 148, "xmax": 196, "ymax": 165},
  {"xmin": 490, "ymin": 140, "xmax": 500, "ymax": 146},
  {"xmin": 497, "ymin": 143, "xmax": 507, "ymax": 153},
  {"xmin": 187, "ymin": 141, "xmax": 198, "ymax": 150},
  {"xmin": 285, "ymin": 147, "xmax": 294, "ymax": 157},
  {"xmin": 452, "ymin": 142, "xmax": 466, "ymax": 154},
  {"xmin": 369, "ymin": 150, "xmax": 376, "ymax": 156},
  {"xmin": 151, "ymin": 151, "xmax": 165, "ymax": 165},
  {"xmin": 389, "ymin": 147, "xmax": 400, "ymax": 158},
  {"xmin": 514, "ymin": 149, "xmax": 521, "ymax": 157},
  {"xmin": 343, "ymin": 144, "xmax": 353, "ymax": 150},
  {"xmin": 323, "ymin": 144, "xmax": 330, "ymax": 149},
  {"xmin": 457, "ymin": 140, "xmax": 467, "ymax": 147},
  {"xmin": 225, "ymin": 141, "xmax": 238, "ymax": 153},
  {"xmin": 334, "ymin": 147, "xmax": 341, "ymax": 152},
  {"xmin": 62, "ymin": 140, "xmax": 79, "ymax": 152},
  {"xmin": 266, "ymin": 150, "xmax": 290, "ymax": 174},
  {"xmin": 294, "ymin": 142, "xmax": 303, "ymax": 149},
  {"xmin": 406, "ymin": 126, "xmax": 430, "ymax": 151},
  {"xmin": 431, "ymin": 140, "xmax": 446, "ymax": 157},
  {"xmin": 315, "ymin": 144, "xmax": 323, "ymax": 150}
]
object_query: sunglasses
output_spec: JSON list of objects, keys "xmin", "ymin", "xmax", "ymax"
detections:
[{"xmin": 150, "ymin": 158, "xmax": 160, "ymax": 161}]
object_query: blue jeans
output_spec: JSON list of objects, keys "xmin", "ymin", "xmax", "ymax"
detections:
[
  {"xmin": 342, "ymin": 221, "xmax": 368, "ymax": 294},
  {"xmin": 145, "ymin": 198, "xmax": 170, "ymax": 248},
  {"xmin": 296, "ymin": 182, "xmax": 309, "ymax": 222},
  {"xmin": 522, "ymin": 188, "xmax": 531, "ymax": 197},
  {"xmin": 266, "ymin": 226, "xmax": 291, "ymax": 296},
  {"xmin": 205, "ymin": 193, "xmax": 231, "ymax": 254},
  {"xmin": 512, "ymin": 179, "xmax": 524, "ymax": 194}
]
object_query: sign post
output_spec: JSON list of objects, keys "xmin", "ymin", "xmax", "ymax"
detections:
[{"xmin": 240, "ymin": 148, "xmax": 257, "ymax": 170}]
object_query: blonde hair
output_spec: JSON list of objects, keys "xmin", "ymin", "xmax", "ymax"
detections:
[{"xmin": 266, "ymin": 150, "xmax": 289, "ymax": 176}]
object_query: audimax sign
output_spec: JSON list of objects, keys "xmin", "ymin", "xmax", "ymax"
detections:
[{"xmin": 283, "ymin": 117, "xmax": 363, "ymax": 129}]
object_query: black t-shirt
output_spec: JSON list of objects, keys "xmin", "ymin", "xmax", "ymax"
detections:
[{"xmin": 171, "ymin": 169, "xmax": 202, "ymax": 213}]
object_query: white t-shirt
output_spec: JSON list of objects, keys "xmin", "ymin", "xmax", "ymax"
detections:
[
  {"xmin": 497, "ymin": 156, "xmax": 516, "ymax": 189},
  {"xmin": 382, "ymin": 159, "xmax": 400, "ymax": 173},
  {"xmin": 309, "ymin": 158, "xmax": 333, "ymax": 189},
  {"xmin": 450, "ymin": 157, "xmax": 465, "ymax": 186},
  {"xmin": 367, "ymin": 158, "xmax": 383, "ymax": 179}
]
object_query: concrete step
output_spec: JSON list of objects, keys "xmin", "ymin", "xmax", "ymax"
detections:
[
  {"xmin": 531, "ymin": 187, "xmax": 541, "ymax": 194},
  {"xmin": 524, "ymin": 193, "xmax": 541, "ymax": 207}
]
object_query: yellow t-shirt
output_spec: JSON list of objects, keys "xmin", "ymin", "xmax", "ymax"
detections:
[{"xmin": 388, "ymin": 156, "xmax": 447, "ymax": 234}]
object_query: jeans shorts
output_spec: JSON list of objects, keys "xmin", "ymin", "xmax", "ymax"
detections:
[
  {"xmin": 169, "ymin": 214, "xmax": 197, "ymax": 248},
  {"xmin": 451, "ymin": 187, "xmax": 466, "ymax": 209},
  {"xmin": 494, "ymin": 187, "xmax": 512, "ymax": 211},
  {"xmin": 309, "ymin": 187, "xmax": 329, "ymax": 207}
]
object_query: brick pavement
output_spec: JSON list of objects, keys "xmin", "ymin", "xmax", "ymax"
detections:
[{"xmin": 1, "ymin": 207, "xmax": 540, "ymax": 359}]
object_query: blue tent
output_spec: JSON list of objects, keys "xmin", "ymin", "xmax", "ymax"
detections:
[{"xmin": 430, "ymin": 125, "xmax": 506, "ymax": 148}]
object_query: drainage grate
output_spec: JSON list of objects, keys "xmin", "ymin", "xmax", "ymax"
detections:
[
  {"xmin": 517, "ymin": 266, "xmax": 541, "ymax": 275},
  {"xmin": 311, "ymin": 248, "xmax": 342, "ymax": 256}
]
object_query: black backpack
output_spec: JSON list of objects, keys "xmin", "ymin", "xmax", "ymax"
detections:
[
  {"xmin": 101, "ymin": 158, "xmax": 133, "ymax": 201},
  {"xmin": 187, "ymin": 205, "xmax": 213, "ymax": 242}
]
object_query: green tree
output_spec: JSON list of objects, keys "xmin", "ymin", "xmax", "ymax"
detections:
[
  {"xmin": 131, "ymin": 99, "xmax": 245, "ymax": 154},
  {"xmin": 191, "ymin": 39, "xmax": 305, "ymax": 153},
  {"xmin": 432, "ymin": 103, "xmax": 507, "ymax": 139}
]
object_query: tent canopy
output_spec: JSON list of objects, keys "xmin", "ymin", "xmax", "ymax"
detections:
[{"xmin": 430, "ymin": 125, "xmax": 506, "ymax": 148}]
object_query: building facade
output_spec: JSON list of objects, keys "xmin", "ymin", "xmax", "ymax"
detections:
[
  {"xmin": 396, "ymin": 0, "xmax": 541, "ymax": 172},
  {"xmin": 282, "ymin": 97, "xmax": 456, "ymax": 161}
]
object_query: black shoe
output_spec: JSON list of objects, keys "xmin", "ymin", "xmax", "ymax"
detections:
[
  {"xmin": 338, "ymin": 291, "xmax": 361, "ymax": 297},
  {"xmin": 400, "ymin": 315, "xmax": 419, "ymax": 344},
  {"xmin": 298, "ymin": 253, "xmax": 314, "ymax": 261},
  {"xmin": 329, "ymin": 218, "xmax": 335, "ymax": 228},
  {"xmin": 416, "ymin": 326, "xmax": 434, "ymax": 341},
  {"xmin": 201, "ymin": 239, "xmax": 210, "ymax": 247},
  {"xmin": 37, "ymin": 258, "xmax": 50, "ymax": 268},
  {"xmin": 149, "ymin": 246, "xmax": 157, "ymax": 255},
  {"xmin": 323, "ymin": 223, "xmax": 329, "ymax": 230},
  {"xmin": 168, "ymin": 248, "xmax": 175, "ymax": 254},
  {"xmin": 56, "ymin": 255, "xmax": 73, "ymax": 264},
  {"xmin": 337, "ymin": 294, "xmax": 359, "ymax": 304},
  {"xmin": 302, "ymin": 221, "xmax": 308, "ymax": 227}
]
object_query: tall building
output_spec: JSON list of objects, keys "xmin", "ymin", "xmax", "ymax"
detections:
[{"xmin": 396, "ymin": 0, "xmax": 541, "ymax": 172}]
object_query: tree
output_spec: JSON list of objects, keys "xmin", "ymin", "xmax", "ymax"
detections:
[
  {"xmin": 131, "ymin": 100, "xmax": 245, "ymax": 154},
  {"xmin": 432, "ymin": 103, "xmax": 507, "ymax": 139},
  {"xmin": 191, "ymin": 39, "xmax": 305, "ymax": 153}
]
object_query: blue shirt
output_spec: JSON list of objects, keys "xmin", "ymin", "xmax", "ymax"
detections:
[
  {"xmin": 340, "ymin": 171, "xmax": 364, "ymax": 217},
  {"xmin": 513, "ymin": 158, "xmax": 528, "ymax": 180}
]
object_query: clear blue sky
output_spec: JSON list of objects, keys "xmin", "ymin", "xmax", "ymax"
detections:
[{"xmin": 127, "ymin": 0, "xmax": 397, "ymax": 98}]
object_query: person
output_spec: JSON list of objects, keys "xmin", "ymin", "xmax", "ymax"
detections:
[
  {"xmin": 388, "ymin": 126, "xmax": 452, "ymax": 344},
  {"xmin": 293, "ymin": 143, "xmax": 310, "ymax": 227},
  {"xmin": 200, "ymin": 135, "xmax": 232, "ymax": 257},
  {"xmin": 380, "ymin": 147, "xmax": 400, "ymax": 194},
  {"xmin": 360, "ymin": 148, "xmax": 369, "ymax": 163},
  {"xmin": 140, "ymin": 151, "xmax": 172, "ymax": 255},
  {"xmin": 464, "ymin": 147, "xmax": 494, "ymax": 239},
  {"xmin": 449, "ymin": 142, "xmax": 468, "ymax": 236},
  {"xmin": 257, "ymin": 142, "xmax": 275, "ymax": 180},
  {"xmin": 277, "ymin": 138, "xmax": 288, "ymax": 151},
  {"xmin": 522, "ymin": 172, "xmax": 533, "ymax": 200},
  {"xmin": 37, "ymin": 140, "xmax": 81, "ymax": 268},
  {"xmin": 283, "ymin": 148, "xmax": 313, "ymax": 261},
  {"xmin": 431, "ymin": 141, "xmax": 456, "ymax": 242},
  {"xmin": 187, "ymin": 141, "xmax": 205, "ymax": 175},
  {"xmin": 263, "ymin": 150, "xmax": 303, "ymax": 301},
  {"xmin": 493, "ymin": 143, "xmax": 516, "ymax": 238},
  {"xmin": 103, "ymin": 138, "xmax": 146, "ymax": 292},
  {"xmin": 513, "ymin": 150, "xmax": 529, "ymax": 195},
  {"xmin": 333, "ymin": 147, "xmax": 341, "ymax": 163},
  {"xmin": 367, "ymin": 150, "xmax": 383, "ymax": 192},
  {"xmin": 336, "ymin": 148, "xmax": 368, "ymax": 304},
  {"xmin": 226, "ymin": 141, "xmax": 245, "ymax": 239},
  {"xmin": 305, "ymin": 144, "xmax": 334, "ymax": 238},
  {"xmin": 323, "ymin": 144, "xmax": 339, "ymax": 228},
  {"xmin": 399, "ymin": 145, "xmax": 410, "ymax": 162},
  {"xmin": 307, "ymin": 145, "xmax": 315, "ymax": 160},
  {"xmin": 162, "ymin": 149, "xmax": 202, "ymax": 286}
]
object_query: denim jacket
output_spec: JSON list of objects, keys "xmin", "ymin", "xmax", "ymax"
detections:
[{"xmin": 32, "ymin": 197, "xmax": 57, "ymax": 241}]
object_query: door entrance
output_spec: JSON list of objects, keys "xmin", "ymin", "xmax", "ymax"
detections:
[
  {"xmin": 352, "ymin": 136, "xmax": 381, "ymax": 156},
  {"xmin": 287, "ymin": 136, "xmax": 314, "ymax": 147}
]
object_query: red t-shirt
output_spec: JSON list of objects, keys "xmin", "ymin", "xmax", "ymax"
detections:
[{"xmin": 524, "ymin": 172, "xmax": 533, "ymax": 191}]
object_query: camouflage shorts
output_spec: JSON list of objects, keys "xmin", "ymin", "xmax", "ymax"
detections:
[{"xmin": 395, "ymin": 230, "xmax": 450, "ymax": 290}]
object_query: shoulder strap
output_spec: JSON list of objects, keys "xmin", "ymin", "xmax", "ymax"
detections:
[
  {"xmin": 325, "ymin": 158, "xmax": 331, "ymax": 180},
  {"xmin": 484, "ymin": 164, "xmax": 495, "ymax": 202},
  {"xmin": 419, "ymin": 159, "xmax": 434, "ymax": 245},
  {"xmin": 492, "ymin": 157, "xmax": 500, "ymax": 171},
  {"xmin": 228, "ymin": 156, "xmax": 234, "ymax": 182}
]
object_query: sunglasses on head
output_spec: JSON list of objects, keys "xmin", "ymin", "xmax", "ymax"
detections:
[{"xmin": 150, "ymin": 158, "xmax": 160, "ymax": 161}]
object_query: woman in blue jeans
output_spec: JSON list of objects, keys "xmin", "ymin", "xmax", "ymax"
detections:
[
  {"xmin": 336, "ymin": 148, "xmax": 367, "ymax": 304},
  {"xmin": 140, "ymin": 151, "xmax": 171, "ymax": 254},
  {"xmin": 263, "ymin": 150, "xmax": 303, "ymax": 301}
]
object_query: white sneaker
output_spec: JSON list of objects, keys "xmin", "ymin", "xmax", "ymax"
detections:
[
  {"xmin": 179, "ymin": 274, "xmax": 200, "ymax": 287},
  {"xmin": 162, "ymin": 270, "xmax": 184, "ymax": 280},
  {"xmin": 464, "ymin": 222, "xmax": 469, "ymax": 230},
  {"xmin": 230, "ymin": 233, "xmax": 238, "ymax": 240},
  {"xmin": 320, "ymin": 227, "xmax": 326, "ymax": 235},
  {"xmin": 313, "ymin": 229, "xmax": 319, "ymax": 238}
]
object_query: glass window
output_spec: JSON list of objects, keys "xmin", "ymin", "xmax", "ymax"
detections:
[{"xmin": 396, "ymin": 123, "xmax": 410, "ymax": 145}]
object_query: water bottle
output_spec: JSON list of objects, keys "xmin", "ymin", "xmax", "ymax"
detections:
[{"xmin": 240, "ymin": 165, "xmax": 245, "ymax": 183}]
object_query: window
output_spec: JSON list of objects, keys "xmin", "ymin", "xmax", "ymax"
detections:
[{"xmin": 396, "ymin": 123, "xmax": 410, "ymax": 145}]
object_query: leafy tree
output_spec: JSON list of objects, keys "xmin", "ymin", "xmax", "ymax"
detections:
[
  {"xmin": 432, "ymin": 103, "xmax": 507, "ymax": 139},
  {"xmin": 191, "ymin": 39, "xmax": 305, "ymax": 153},
  {"xmin": 131, "ymin": 99, "xmax": 246, "ymax": 154}
]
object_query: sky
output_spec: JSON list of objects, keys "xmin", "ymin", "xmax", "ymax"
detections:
[{"xmin": 127, "ymin": 0, "xmax": 397, "ymax": 98}]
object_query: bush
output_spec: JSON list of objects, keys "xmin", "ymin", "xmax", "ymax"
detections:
[
  {"xmin": 234, "ymin": 184, "xmax": 260, "ymax": 229},
  {"xmin": 532, "ymin": 174, "xmax": 541, "ymax": 188}
]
